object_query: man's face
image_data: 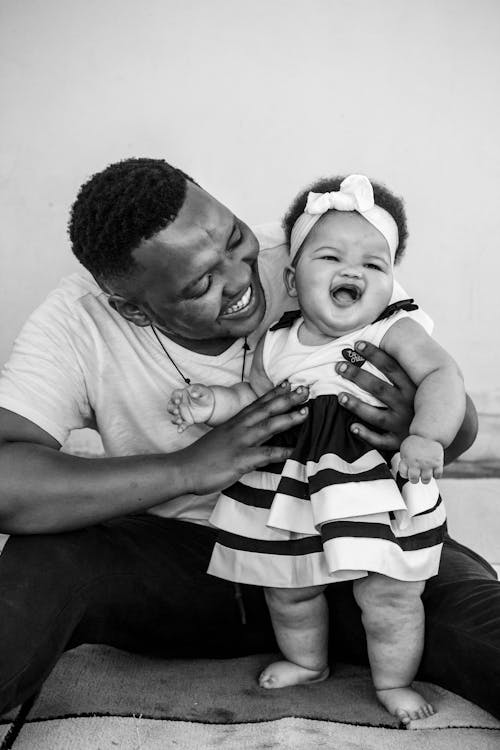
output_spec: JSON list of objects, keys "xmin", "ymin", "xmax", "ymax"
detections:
[{"xmin": 121, "ymin": 183, "xmax": 266, "ymax": 354}]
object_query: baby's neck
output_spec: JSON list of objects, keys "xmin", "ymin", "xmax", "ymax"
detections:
[
  {"xmin": 297, "ymin": 315, "xmax": 375, "ymax": 346},
  {"xmin": 297, "ymin": 322, "xmax": 346, "ymax": 346}
]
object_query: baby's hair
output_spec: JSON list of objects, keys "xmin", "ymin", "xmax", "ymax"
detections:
[
  {"xmin": 283, "ymin": 176, "xmax": 408, "ymax": 264},
  {"xmin": 68, "ymin": 157, "xmax": 196, "ymax": 286}
]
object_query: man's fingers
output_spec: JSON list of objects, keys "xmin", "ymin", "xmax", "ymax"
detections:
[
  {"xmin": 241, "ymin": 384, "xmax": 309, "ymax": 428},
  {"xmin": 339, "ymin": 393, "xmax": 393, "ymax": 432},
  {"xmin": 250, "ymin": 406, "xmax": 309, "ymax": 444},
  {"xmin": 347, "ymin": 422, "xmax": 400, "ymax": 451},
  {"xmin": 249, "ymin": 381, "xmax": 290, "ymax": 402},
  {"xmin": 251, "ymin": 445, "xmax": 294, "ymax": 468},
  {"xmin": 353, "ymin": 341, "xmax": 416, "ymax": 393},
  {"xmin": 336, "ymin": 362, "xmax": 397, "ymax": 406}
]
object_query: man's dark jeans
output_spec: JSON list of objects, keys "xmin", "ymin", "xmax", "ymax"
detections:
[{"xmin": 0, "ymin": 516, "xmax": 498, "ymax": 717}]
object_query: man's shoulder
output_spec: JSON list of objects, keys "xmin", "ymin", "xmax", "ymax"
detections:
[
  {"xmin": 252, "ymin": 222, "xmax": 297, "ymax": 341},
  {"xmin": 254, "ymin": 222, "xmax": 289, "ymax": 283},
  {"xmin": 29, "ymin": 270, "xmax": 109, "ymax": 330},
  {"xmin": 45, "ymin": 269, "xmax": 104, "ymax": 307},
  {"xmin": 253, "ymin": 221, "xmax": 288, "ymax": 255}
]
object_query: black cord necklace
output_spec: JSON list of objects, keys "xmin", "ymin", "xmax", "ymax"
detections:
[
  {"xmin": 150, "ymin": 325, "xmax": 250, "ymax": 384},
  {"xmin": 150, "ymin": 323, "xmax": 250, "ymax": 626}
]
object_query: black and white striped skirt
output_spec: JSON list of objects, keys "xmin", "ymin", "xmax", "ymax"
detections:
[{"xmin": 208, "ymin": 395, "xmax": 446, "ymax": 588}]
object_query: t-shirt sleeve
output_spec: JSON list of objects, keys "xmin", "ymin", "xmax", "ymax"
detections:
[{"xmin": 0, "ymin": 303, "xmax": 93, "ymax": 445}]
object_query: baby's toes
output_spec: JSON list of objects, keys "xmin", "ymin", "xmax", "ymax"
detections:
[
  {"xmin": 395, "ymin": 708, "xmax": 411, "ymax": 726},
  {"xmin": 259, "ymin": 672, "xmax": 275, "ymax": 689},
  {"xmin": 409, "ymin": 708, "xmax": 425, "ymax": 721},
  {"xmin": 424, "ymin": 703, "xmax": 435, "ymax": 717}
]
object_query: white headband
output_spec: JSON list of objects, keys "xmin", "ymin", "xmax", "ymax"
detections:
[{"xmin": 289, "ymin": 174, "xmax": 399, "ymax": 264}]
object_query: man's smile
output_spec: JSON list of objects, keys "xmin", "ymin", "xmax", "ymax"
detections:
[{"xmin": 220, "ymin": 284, "xmax": 254, "ymax": 318}]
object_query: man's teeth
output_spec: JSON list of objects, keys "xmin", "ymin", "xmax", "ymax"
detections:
[{"xmin": 224, "ymin": 286, "xmax": 252, "ymax": 315}]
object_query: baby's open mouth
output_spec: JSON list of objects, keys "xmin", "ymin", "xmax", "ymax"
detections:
[{"xmin": 330, "ymin": 284, "xmax": 362, "ymax": 307}]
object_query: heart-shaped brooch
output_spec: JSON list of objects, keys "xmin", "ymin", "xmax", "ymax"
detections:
[{"xmin": 341, "ymin": 348, "xmax": 365, "ymax": 367}]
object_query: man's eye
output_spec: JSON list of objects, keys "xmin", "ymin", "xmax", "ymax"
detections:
[
  {"xmin": 191, "ymin": 275, "xmax": 212, "ymax": 299},
  {"xmin": 228, "ymin": 228, "xmax": 242, "ymax": 251}
]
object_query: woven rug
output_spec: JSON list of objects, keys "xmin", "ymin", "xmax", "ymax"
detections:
[{"xmin": 1, "ymin": 646, "xmax": 499, "ymax": 749}]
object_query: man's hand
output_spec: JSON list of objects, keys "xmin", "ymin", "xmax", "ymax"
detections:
[
  {"xmin": 399, "ymin": 435, "xmax": 444, "ymax": 484},
  {"xmin": 180, "ymin": 383, "xmax": 309, "ymax": 495},
  {"xmin": 336, "ymin": 341, "xmax": 416, "ymax": 451},
  {"xmin": 168, "ymin": 384, "xmax": 215, "ymax": 432}
]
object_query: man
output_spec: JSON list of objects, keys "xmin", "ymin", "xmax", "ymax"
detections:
[{"xmin": 0, "ymin": 158, "xmax": 498, "ymax": 718}]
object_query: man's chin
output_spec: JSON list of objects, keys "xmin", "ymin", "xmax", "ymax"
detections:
[
  {"xmin": 218, "ymin": 307, "xmax": 265, "ymax": 339},
  {"xmin": 219, "ymin": 278, "xmax": 266, "ymax": 337}
]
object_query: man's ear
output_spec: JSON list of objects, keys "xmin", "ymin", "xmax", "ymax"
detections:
[
  {"xmin": 283, "ymin": 265, "xmax": 298, "ymax": 298},
  {"xmin": 108, "ymin": 294, "xmax": 151, "ymax": 327}
]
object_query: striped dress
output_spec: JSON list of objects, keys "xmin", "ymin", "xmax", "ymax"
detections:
[{"xmin": 208, "ymin": 302, "xmax": 446, "ymax": 588}]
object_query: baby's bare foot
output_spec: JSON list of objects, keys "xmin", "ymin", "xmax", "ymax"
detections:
[
  {"xmin": 259, "ymin": 660, "xmax": 329, "ymax": 689},
  {"xmin": 376, "ymin": 686, "xmax": 435, "ymax": 726}
]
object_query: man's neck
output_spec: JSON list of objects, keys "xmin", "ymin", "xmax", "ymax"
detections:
[{"xmin": 154, "ymin": 327, "xmax": 237, "ymax": 356}]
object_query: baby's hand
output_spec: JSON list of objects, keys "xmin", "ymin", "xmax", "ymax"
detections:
[
  {"xmin": 167, "ymin": 384, "xmax": 215, "ymax": 432},
  {"xmin": 398, "ymin": 435, "xmax": 444, "ymax": 484}
]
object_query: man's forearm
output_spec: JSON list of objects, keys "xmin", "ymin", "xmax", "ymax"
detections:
[
  {"xmin": 0, "ymin": 443, "xmax": 193, "ymax": 534},
  {"xmin": 444, "ymin": 394, "xmax": 478, "ymax": 464},
  {"xmin": 0, "ymin": 384, "xmax": 312, "ymax": 536}
]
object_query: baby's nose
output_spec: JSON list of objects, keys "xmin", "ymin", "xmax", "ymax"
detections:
[{"xmin": 341, "ymin": 265, "xmax": 363, "ymax": 277}]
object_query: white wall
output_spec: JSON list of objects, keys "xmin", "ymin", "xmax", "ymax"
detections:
[{"xmin": 1, "ymin": 0, "xmax": 500, "ymax": 419}]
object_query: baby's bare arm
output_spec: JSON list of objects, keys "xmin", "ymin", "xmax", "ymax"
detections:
[
  {"xmin": 381, "ymin": 319, "xmax": 466, "ymax": 481},
  {"xmin": 381, "ymin": 318, "xmax": 465, "ymax": 445},
  {"xmin": 167, "ymin": 336, "xmax": 273, "ymax": 431},
  {"xmin": 168, "ymin": 382, "xmax": 257, "ymax": 431}
]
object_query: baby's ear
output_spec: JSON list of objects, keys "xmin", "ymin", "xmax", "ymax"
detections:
[{"xmin": 283, "ymin": 265, "xmax": 298, "ymax": 297}]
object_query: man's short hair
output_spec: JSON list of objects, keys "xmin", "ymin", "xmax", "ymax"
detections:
[
  {"xmin": 282, "ymin": 176, "xmax": 408, "ymax": 264},
  {"xmin": 68, "ymin": 158, "xmax": 195, "ymax": 284}
]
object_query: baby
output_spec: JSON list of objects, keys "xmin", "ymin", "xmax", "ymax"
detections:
[{"xmin": 168, "ymin": 175, "xmax": 466, "ymax": 725}]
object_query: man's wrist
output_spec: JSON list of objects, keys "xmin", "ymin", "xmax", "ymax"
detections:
[{"xmin": 173, "ymin": 444, "xmax": 203, "ymax": 495}]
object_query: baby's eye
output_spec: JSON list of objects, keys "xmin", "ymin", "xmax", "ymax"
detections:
[
  {"xmin": 321, "ymin": 255, "xmax": 340, "ymax": 262},
  {"xmin": 365, "ymin": 263, "xmax": 383, "ymax": 271}
]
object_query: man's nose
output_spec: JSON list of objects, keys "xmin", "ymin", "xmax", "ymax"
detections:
[{"xmin": 222, "ymin": 254, "xmax": 252, "ymax": 297}]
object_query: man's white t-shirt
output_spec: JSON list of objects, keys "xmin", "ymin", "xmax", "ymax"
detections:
[
  {"xmin": 0, "ymin": 224, "xmax": 295, "ymax": 525},
  {"xmin": 0, "ymin": 222, "xmax": 425, "ymax": 527}
]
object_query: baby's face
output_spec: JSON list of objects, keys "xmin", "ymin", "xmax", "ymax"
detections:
[{"xmin": 286, "ymin": 211, "xmax": 394, "ymax": 344}]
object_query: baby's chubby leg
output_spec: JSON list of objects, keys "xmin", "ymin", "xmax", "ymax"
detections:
[
  {"xmin": 260, "ymin": 585, "xmax": 330, "ymax": 689},
  {"xmin": 353, "ymin": 574, "xmax": 435, "ymax": 725}
]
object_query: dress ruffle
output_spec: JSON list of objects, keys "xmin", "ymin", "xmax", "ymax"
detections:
[{"xmin": 208, "ymin": 395, "xmax": 445, "ymax": 588}]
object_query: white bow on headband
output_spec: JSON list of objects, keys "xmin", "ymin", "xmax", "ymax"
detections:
[
  {"xmin": 289, "ymin": 174, "xmax": 399, "ymax": 263},
  {"xmin": 305, "ymin": 174, "xmax": 374, "ymax": 215}
]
